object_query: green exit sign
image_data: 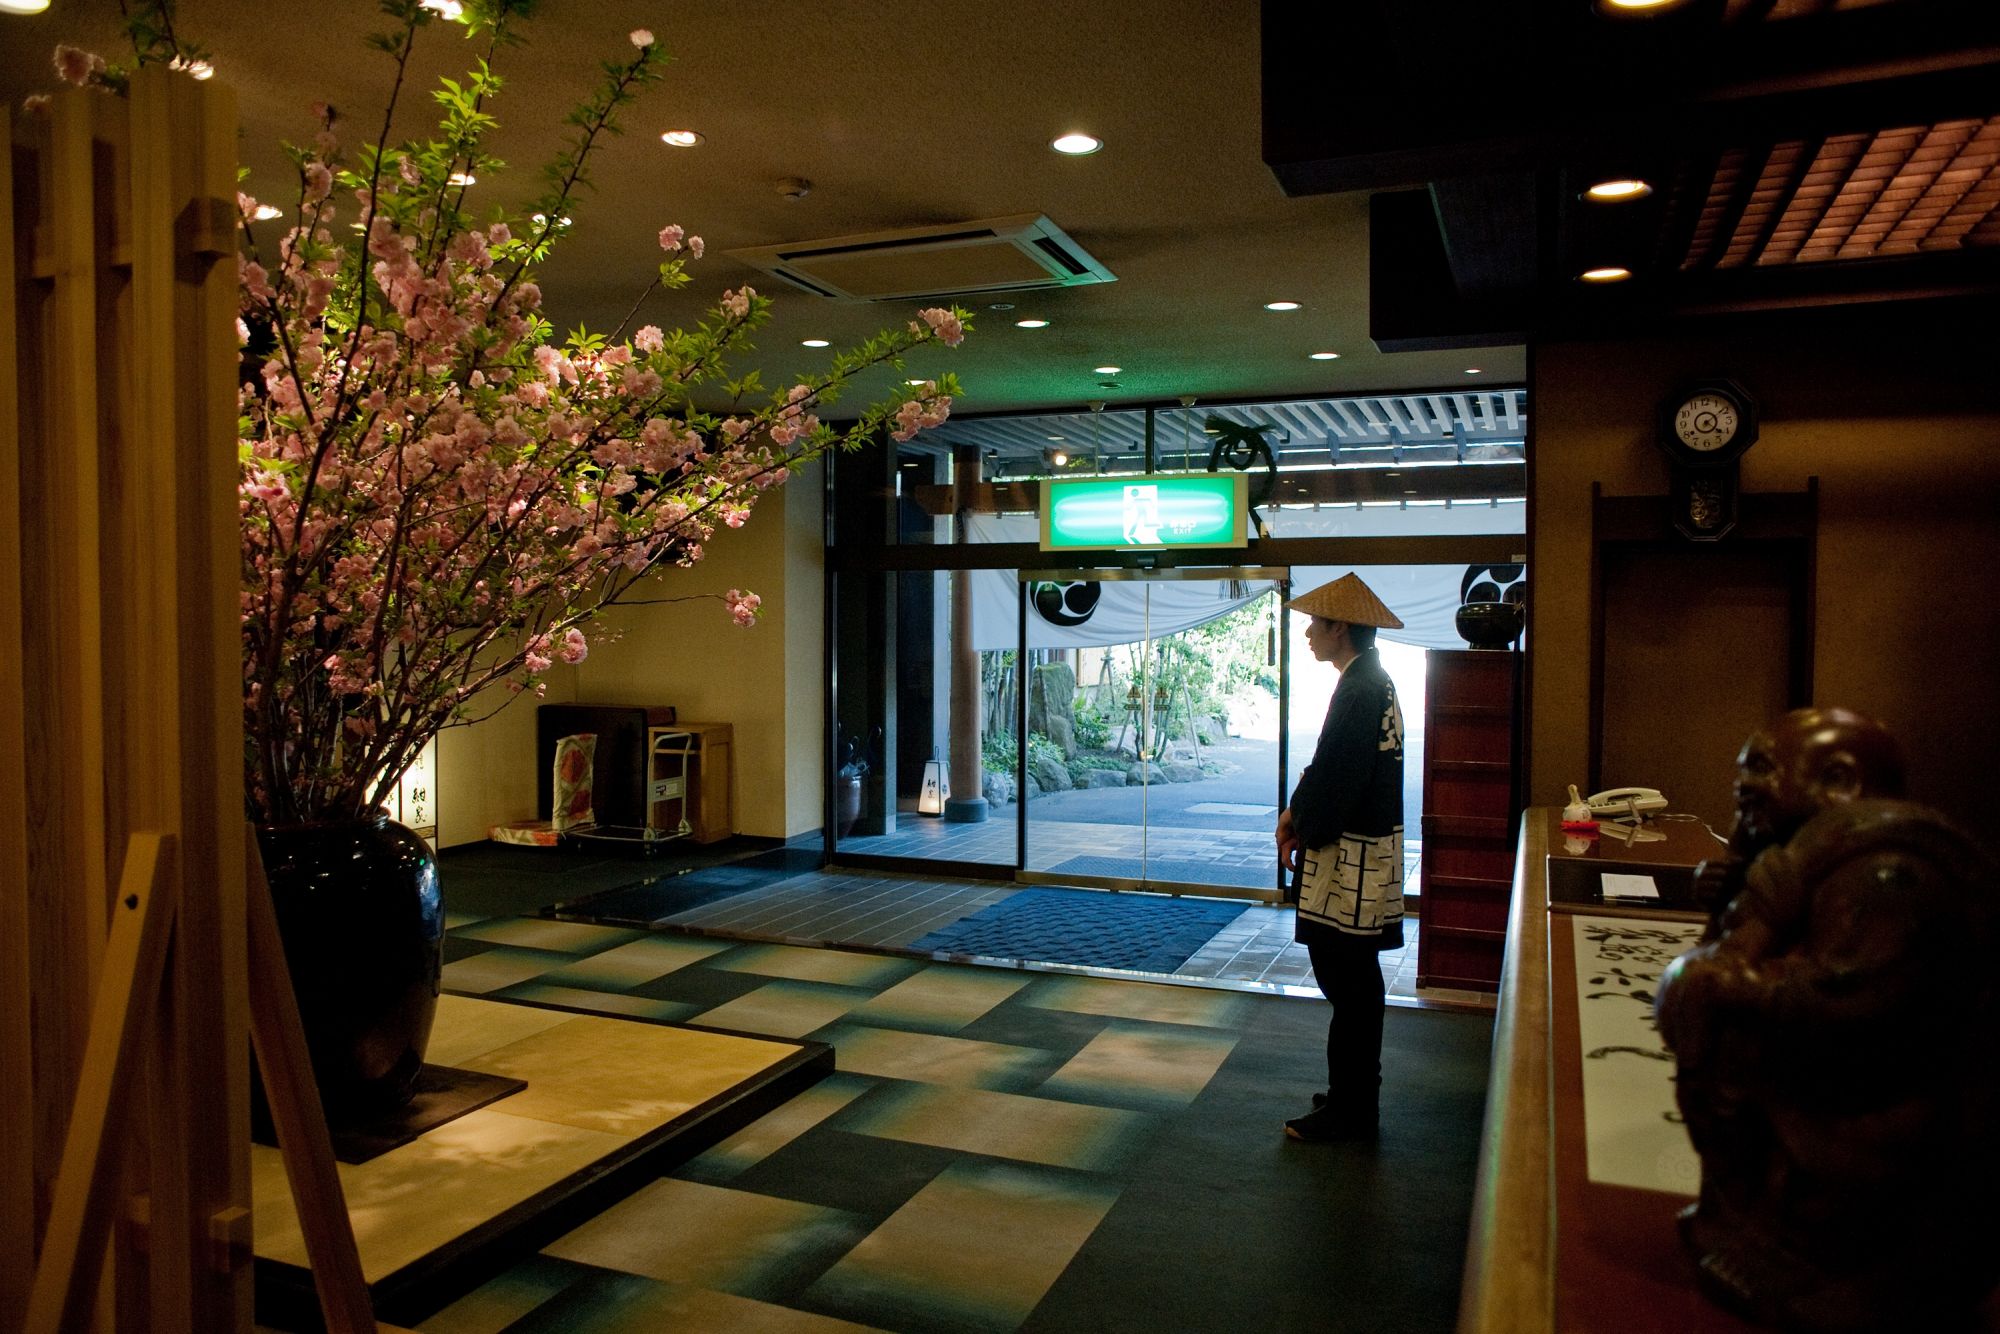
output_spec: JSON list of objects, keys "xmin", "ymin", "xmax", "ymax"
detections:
[{"xmin": 1040, "ymin": 473, "xmax": 1248, "ymax": 551}]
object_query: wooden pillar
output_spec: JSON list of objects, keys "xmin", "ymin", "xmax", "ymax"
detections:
[
  {"xmin": 3, "ymin": 70, "xmax": 248, "ymax": 1332},
  {"xmin": 945, "ymin": 446, "xmax": 987, "ymax": 821}
]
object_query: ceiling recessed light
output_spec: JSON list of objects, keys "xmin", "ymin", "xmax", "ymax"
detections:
[
  {"xmin": 0, "ymin": 0, "xmax": 53, "ymax": 12},
  {"xmin": 1051, "ymin": 133, "xmax": 1102, "ymax": 156},
  {"xmin": 1579, "ymin": 265, "xmax": 1633, "ymax": 283},
  {"xmin": 1047, "ymin": 435, "xmax": 1066, "ymax": 442},
  {"xmin": 988, "ymin": 302, "xmax": 1014, "ymax": 311},
  {"xmin": 1051, "ymin": 450, "xmax": 1070, "ymax": 466},
  {"xmin": 253, "ymin": 204, "xmax": 283, "ymax": 221},
  {"xmin": 1014, "ymin": 318, "xmax": 1050, "ymax": 329},
  {"xmin": 801, "ymin": 338, "xmax": 830, "ymax": 348},
  {"xmin": 1308, "ymin": 351, "xmax": 1341, "ymax": 361},
  {"xmin": 1093, "ymin": 365, "xmax": 1121, "ymax": 375},
  {"xmin": 906, "ymin": 379, "xmax": 928, "ymax": 386},
  {"xmin": 660, "ymin": 130, "xmax": 704, "ymax": 148},
  {"xmin": 1263, "ymin": 300, "xmax": 1302, "ymax": 311},
  {"xmin": 420, "ymin": 0, "xmax": 464, "ymax": 17},
  {"xmin": 447, "ymin": 171, "xmax": 476, "ymax": 187},
  {"xmin": 1599, "ymin": 0, "xmax": 1683, "ymax": 10},
  {"xmin": 1465, "ymin": 367, "xmax": 1485, "ymax": 375},
  {"xmin": 1584, "ymin": 178, "xmax": 1653, "ymax": 202}
]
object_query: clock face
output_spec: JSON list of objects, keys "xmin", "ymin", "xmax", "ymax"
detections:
[{"xmin": 1673, "ymin": 393, "xmax": 1740, "ymax": 452}]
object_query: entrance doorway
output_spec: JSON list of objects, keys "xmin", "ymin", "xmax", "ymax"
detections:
[{"xmin": 1015, "ymin": 568, "xmax": 1288, "ymax": 901}]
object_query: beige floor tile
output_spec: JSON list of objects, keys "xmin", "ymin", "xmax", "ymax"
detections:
[
  {"xmin": 846, "ymin": 1083, "xmax": 1151, "ymax": 1172},
  {"xmin": 1022, "ymin": 974, "xmax": 1248, "ymax": 1028},
  {"xmin": 694, "ymin": 981, "xmax": 875, "ymax": 1040},
  {"xmin": 452, "ymin": 917, "xmax": 638, "ymax": 954},
  {"xmin": 708, "ymin": 942, "xmax": 920, "ymax": 988},
  {"xmin": 819, "ymin": 1025, "xmax": 1046, "ymax": 1089},
  {"xmin": 1038, "ymin": 1022, "xmax": 1238, "ymax": 1109},
  {"xmin": 545, "ymin": 1177, "xmax": 867, "ymax": 1296},
  {"xmin": 849, "ymin": 965, "xmax": 1029, "ymax": 1032},
  {"xmin": 806, "ymin": 1161, "xmax": 1118, "ymax": 1333}
]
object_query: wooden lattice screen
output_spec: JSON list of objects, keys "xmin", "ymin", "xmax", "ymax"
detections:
[{"xmin": 2, "ymin": 66, "xmax": 250, "ymax": 1332}]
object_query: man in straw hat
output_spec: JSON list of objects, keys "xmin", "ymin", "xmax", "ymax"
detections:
[{"xmin": 1276, "ymin": 573, "xmax": 1407, "ymax": 1142}]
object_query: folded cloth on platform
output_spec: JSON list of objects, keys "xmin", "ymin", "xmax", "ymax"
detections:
[{"xmin": 490, "ymin": 820, "xmax": 561, "ymax": 847}]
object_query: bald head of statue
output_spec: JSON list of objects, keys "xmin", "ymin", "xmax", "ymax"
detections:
[{"xmin": 1728, "ymin": 706, "xmax": 1907, "ymax": 857}]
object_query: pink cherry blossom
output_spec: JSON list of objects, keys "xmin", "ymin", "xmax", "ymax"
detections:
[
  {"xmin": 54, "ymin": 45, "xmax": 104, "ymax": 87},
  {"xmin": 630, "ymin": 28, "xmax": 655, "ymax": 47},
  {"xmin": 229, "ymin": 13, "xmax": 970, "ymax": 825},
  {"xmin": 915, "ymin": 307, "xmax": 966, "ymax": 347}
]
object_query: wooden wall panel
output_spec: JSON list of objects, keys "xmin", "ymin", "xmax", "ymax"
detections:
[{"xmin": 0, "ymin": 103, "xmax": 35, "ymax": 1334}]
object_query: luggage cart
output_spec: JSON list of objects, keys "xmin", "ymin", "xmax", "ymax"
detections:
[{"xmin": 565, "ymin": 727, "xmax": 698, "ymax": 850}]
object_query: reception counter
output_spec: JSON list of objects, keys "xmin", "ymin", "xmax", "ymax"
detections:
[{"xmin": 1458, "ymin": 808, "xmax": 1758, "ymax": 1334}]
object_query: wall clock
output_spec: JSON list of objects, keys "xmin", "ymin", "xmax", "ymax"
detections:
[
  {"xmin": 1658, "ymin": 378, "xmax": 1757, "ymax": 469},
  {"xmin": 1658, "ymin": 379, "xmax": 1756, "ymax": 540}
]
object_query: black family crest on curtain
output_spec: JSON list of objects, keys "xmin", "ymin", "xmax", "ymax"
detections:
[{"xmin": 1031, "ymin": 580, "xmax": 1102, "ymax": 627}]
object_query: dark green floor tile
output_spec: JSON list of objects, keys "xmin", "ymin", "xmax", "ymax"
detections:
[
  {"xmin": 714, "ymin": 1124, "xmax": 960, "ymax": 1221},
  {"xmin": 626, "ymin": 961, "xmax": 774, "ymax": 1010},
  {"xmin": 414, "ymin": 1252, "xmax": 597, "ymax": 1332},
  {"xmin": 948, "ymin": 995, "xmax": 1118, "ymax": 1062},
  {"xmin": 442, "ymin": 935, "xmax": 493, "ymax": 965}
]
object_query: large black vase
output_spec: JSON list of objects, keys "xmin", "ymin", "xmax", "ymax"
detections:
[{"xmin": 256, "ymin": 815, "xmax": 444, "ymax": 1123}]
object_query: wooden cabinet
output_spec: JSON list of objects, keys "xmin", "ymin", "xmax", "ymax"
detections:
[{"xmin": 1416, "ymin": 649, "xmax": 1522, "ymax": 992}]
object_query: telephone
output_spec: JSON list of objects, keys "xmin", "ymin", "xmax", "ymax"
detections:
[{"xmin": 1586, "ymin": 786, "xmax": 1669, "ymax": 820}]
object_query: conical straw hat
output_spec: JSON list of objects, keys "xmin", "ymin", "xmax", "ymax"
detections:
[{"xmin": 1285, "ymin": 573, "xmax": 1404, "ymax": 629}]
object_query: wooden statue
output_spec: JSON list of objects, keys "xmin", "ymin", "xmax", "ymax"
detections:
[{"xmin": 1655, "ymin": 708, "xmax": 2000, "ymax": 1331}]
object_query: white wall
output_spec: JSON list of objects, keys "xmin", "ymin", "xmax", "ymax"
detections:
[{"xmin": 435, "ymin": 461, "xmax": 826, "ymax": 847}]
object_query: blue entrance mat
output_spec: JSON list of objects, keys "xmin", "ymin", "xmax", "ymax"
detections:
[{"xmin": 910, "ymin": 887, "xmax": 1247, "ymax": 973}]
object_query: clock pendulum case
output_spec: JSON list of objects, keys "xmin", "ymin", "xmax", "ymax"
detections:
[{"xmin": 1656, "ymin": 379, "xmax": 1758, "ymax": 541}]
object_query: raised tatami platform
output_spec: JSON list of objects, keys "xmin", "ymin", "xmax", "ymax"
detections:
[{"xmin": 251, "ymin": 994, "xmax": 828, "ymax": 1322}]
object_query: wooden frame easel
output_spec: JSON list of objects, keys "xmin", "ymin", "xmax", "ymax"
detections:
[
  {"xmin": 23, "ymin": 833, "xmax": 405, "ymax": 1333},
  {"xmin": 26, "ymin": 828, "xmax": 406, "ymax": 1328}
]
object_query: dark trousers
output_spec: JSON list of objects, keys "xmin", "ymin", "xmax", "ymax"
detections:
[{"xmin": 1306, "ymin": 931, "xmax": 1386, "ymax": 1113}]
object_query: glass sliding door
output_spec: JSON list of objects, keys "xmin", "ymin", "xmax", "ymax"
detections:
[{"xmin": 1017, "ymin": 569, "xmax": 1287, "ymax": 900}]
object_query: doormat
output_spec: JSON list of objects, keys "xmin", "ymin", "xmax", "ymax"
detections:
[
  {"xmin": 1047, "ymin": 855, "xmax": 1278, "ymax": 892},
  {"xmin": 909, "ymin": 887, "xmax": 1247, "ymax": 973},
  {"xmin": 1182, "ymin": 802, "xmax": 1278, "ymax": 817},
  {"xmin": 252, "ymin": 1064, "xmax": 527, "ymax": 1165}
]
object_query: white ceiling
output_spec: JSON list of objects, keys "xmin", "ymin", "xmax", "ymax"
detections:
[{"xmin": 0, "ymin": 0, "xmax": 1527, "ymax": 417}]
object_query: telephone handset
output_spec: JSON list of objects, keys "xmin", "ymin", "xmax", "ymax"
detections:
[{"xmin": 1586, "ymin": 786, "xmax": 1668, "ymax": 820}]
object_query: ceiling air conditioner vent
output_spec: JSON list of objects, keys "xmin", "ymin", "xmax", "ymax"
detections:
[{"xmin": 726, "ymin": 213, "xmax": 1115, "ymax": 302}]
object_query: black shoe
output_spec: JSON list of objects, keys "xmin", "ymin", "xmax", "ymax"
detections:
[{"xmin": 1284, "ymin": 1104, "xmax": 1378, "ymax": 1143}]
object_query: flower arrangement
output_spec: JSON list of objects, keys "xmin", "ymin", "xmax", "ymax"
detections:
[{"xmin": 41, "ymin": 1, "xmax": 969, "ymax": 826}]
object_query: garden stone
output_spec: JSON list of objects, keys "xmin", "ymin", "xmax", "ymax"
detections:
[
  {"xmin": 1161, "ymin": 760, "xmax": 1204, "ymax": 783},
  {"xmin": 982, "ymin": 771, "xmax": 1015, "ymax": 806},
  {"xmin": 1024, "ymin": 775, "xmax": 1042, "ymax": 799},
  {"xmin": 1028, "ymin": 663, "xmax": 1078, "ymax": 756},
  {"xmin": 1126, "ymin": 761, "xmax": 1166, "ymax": 786},
  {"xmin": 1082, "ymin": 769, "xmax": 1127, "ymax": 790},
  {"xmin": 1029, "ymin": 749, "xmax": 1073, "ymax": 792}
]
